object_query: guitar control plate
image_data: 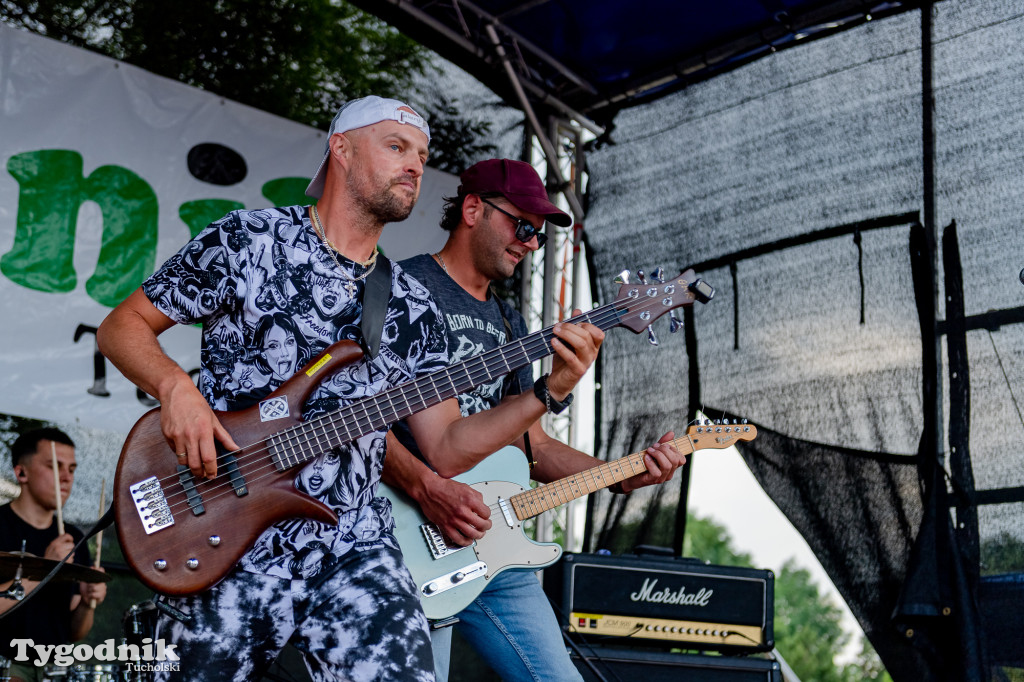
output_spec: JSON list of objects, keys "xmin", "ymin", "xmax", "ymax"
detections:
[
  {"xmin": 419, "ymin": 561, "xmax": 487, "ymax": 598},
  {"xmin": 130, "ymin": 476, "xmax": 174, "ymax": 535}
]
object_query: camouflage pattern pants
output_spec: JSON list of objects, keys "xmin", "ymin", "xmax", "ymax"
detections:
[{"xmin": 154, "ymin": 547, "xmax": 434, "ymax": 682}]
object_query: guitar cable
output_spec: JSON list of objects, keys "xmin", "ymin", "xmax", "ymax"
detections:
[{"xmin": 545, "ymin": 592, "xmax": 622, "ymax": 682}]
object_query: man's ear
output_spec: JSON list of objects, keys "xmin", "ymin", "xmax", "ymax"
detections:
[
  {"xmin": 14, "ymin": 465, "xmax": 27, "ymax": 482},
  {"xmin": 462, "ymin": 194, "xmax": 485, "ymax": 228},
  {"xmin": 328, "ymin": 133, "xmax": 352, "ymax": 170}
]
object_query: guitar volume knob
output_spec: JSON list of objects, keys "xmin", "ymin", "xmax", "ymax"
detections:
[
  {"xmin": 185, "ymin": 558, "xmax": 199, "ymax": 570},
  {"xmin": 153, "ymin": 559, "xmax": 167, "ymax": 571}
]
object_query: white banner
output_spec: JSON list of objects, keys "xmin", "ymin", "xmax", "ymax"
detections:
[{"xmin": 0, "ymin": 25, "xmax": 455, "ymax": 520}]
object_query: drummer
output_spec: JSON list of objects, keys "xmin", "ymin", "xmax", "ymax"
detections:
[{"xmin": 0, "ymin": 428, "xmax": 107, "ymax": 682}]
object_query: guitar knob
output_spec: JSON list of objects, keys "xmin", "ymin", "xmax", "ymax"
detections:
[
  {"xmin": 637, "ymin": 269, "xmax": 648, "ymax": 284},
  {"xmin": 423, "ymin": 582, "xmax": 439, "ymax": 595},
  {"xmin": 185, "ymin": 558, "xmax": 199, "ymax": 570},
  {"xmin": 451, "ymin": 571, "xmax": 466, "ymax": 583},
  {"xmin": 669, "ymin": 312, "xmax": 683, "ymax": 333},
  {"xmin": 614, "ymin": 269, "xmax": 631, "ymax": 284},
  {"xmin": 646, "ymin": 326, "xmax": 659, "ymax": 346},
  {"xmin": 652, "ymin": 267, "xmax": 665, "ymax": 283}
]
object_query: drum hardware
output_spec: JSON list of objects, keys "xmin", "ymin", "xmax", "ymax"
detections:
[
  {"xmin": 120, "ymin": 601, "xmax": 158, "ymax": 682},
  {"xmin": 70, "ymin": 664, "xmax": 120, "ymax": 682},
  {"xmin": 0, "ymin": 541, "xmax": 28, "ymax": 602},
  {"xmin": 0, "ymin": 549, "xmax": 111, "ymax": 585}
]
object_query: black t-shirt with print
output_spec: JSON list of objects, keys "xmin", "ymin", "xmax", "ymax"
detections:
[{"xmin": 392, "ymin": 253, "xmax": 534, "ymax": 462}]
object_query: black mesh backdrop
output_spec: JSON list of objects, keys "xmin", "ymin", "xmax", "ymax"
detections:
[{"xmin": 580, "ymin": 3, "xmax": 1024, "ymax": 680}]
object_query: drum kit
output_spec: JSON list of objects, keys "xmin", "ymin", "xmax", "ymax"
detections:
[{"xmin": 0, "ymin": 551, "xmax": 156, "ymax": 682}]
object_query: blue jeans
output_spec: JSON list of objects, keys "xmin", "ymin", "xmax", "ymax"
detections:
[{"xmin": 431, "ymin": 570, "xmax": 582, "ymax": 682}]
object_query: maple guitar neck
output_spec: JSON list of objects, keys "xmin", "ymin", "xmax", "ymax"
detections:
[{"xmin": 508, "ymin": 423, "xmax": 757, "ymax": 521}]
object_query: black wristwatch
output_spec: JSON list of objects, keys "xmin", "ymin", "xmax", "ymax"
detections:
[{"xmin": 533, "ymin": 374, "xmax": 574, "ymax": 414}]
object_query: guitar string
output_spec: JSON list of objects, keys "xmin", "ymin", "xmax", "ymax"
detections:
[
  {"xmin": 143, "ymin": 293, "xmax": 696, "ymax": 515},
  {"xmin": 500, "ymin": 427, "xmax": 750, "ymax": 520},
  {"xmin": 501, "ymin": 432, "xmax": 709, "ymax": 518},
  {"xmin": 145, "ymin": 298, "xmax": 636, "ymax": 505},
  {"xmin": 164, "ymin": 424, "xmax": 745, "ymax": 531},
  {"xmin": 160, "ymin": 424, "xmax": 753, "ymax": 525},
  {"xmin": 148, "ymin": 297, "xmax": 702, "ymax": 519},
  {"xmin": 148, "ymin": 311, "xmax": 626, "ymax": 516}
]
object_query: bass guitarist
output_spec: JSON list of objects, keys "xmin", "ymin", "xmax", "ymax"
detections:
[
  {"xmin": 97, "ymin": 99, "xmax": 602, "ymax": 682},
  {"xmin": 385, "ymin": 158, "xmax": 687, "ymax": 682}
]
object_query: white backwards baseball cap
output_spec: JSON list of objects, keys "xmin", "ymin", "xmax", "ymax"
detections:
[{"xmin": 305, "ymin": 95, "xmax": 431, "ymax": 198}]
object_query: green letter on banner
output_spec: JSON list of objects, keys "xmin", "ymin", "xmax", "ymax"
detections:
[
  {"xmin": 180, "ymin": 200, "xmax": 244, "ymax": 239},
  {"xmin": 3, "ymin": 150, "xmax": 158, "ymax": 307}
]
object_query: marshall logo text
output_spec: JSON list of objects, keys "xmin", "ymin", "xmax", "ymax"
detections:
[{"xmin": 630, "ymin": 578, "xmax": 713, "ymax": 606}]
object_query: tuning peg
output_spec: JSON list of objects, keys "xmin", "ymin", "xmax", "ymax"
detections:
[
  {"xmin": 636, "ymin": 269, "xmax": 648, "ymax": 284},
  {"xmin": 688, "ymin": 278, "xmax": 715, "ymax": 304},
  {"xmin": 646, "ymin": 325, "xmax": 659, "ymax": 346},
  {"xmin": 652, "ymin": 267, "xmax": 665, "ymax": 283},
  {"xmin": 669, "ymin": 312, "xmax": 683, "ymax": 333},
  {"xmin": 614, "ymin": 269, "xmax": 631, "ymax": 284}
]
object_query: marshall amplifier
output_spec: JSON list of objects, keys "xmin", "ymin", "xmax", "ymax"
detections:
[
  {"xmin": 544, "ymin": 551, "xmax": 774, "ymax": 652},
  {"xmin": 570, "ymin": 647, "xmax": 782, "ymax": 682}
]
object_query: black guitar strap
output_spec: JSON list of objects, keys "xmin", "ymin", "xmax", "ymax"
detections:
[
  {"xmin": 491, "ymin": 286, "xmax": 537, "ymax": 471},
  {"xmin": 360, "ymin": 254, "xmax": 392, "ymax": 359}
]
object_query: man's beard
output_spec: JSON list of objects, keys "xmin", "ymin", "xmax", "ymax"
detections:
[{"xmin": 350, "ymin": 173, "xmax": 417, "ymax": 224}]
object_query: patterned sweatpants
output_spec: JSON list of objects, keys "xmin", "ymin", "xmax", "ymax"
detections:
[{"xmin": 154, "ymin": 547, "xmax": 434, "ymax": 682}]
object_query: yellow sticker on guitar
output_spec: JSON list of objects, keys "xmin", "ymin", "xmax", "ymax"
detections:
[{"xmin": 306, "ymin": 353, "xmax": 331, "ymax": 377}]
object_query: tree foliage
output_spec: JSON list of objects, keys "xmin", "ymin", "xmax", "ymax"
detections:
[
  {"xmin": 2, "ymin": 0, "xmax": 502, "ymax": 174},
  {"xmin": 981, "ymin": 531, "xmax": 1024, "ymax": 574},
  {"xmin": 2, "ymin": 0, "xmax": 429, "ymax": 129}
]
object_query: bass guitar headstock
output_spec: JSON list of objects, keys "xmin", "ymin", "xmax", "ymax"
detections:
[{"xmin": 612, "ymin": 267, "xmax": 714, "ymax": 343}]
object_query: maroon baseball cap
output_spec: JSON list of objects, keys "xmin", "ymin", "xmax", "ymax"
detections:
[{"xmin": 459, "ymin": 159, "xmax": 572, "ymax": 227}]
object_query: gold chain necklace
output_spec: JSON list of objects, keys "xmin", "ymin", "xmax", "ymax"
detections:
[{"xmin": 310, "ymin": 204, "xmax": 377, "ymax": 296}]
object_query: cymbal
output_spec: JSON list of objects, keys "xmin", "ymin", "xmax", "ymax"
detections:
[{"xmin": 0, "ymin": 551, "xmax": 111, "ymax": 583}]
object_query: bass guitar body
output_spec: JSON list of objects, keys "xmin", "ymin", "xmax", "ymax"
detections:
[
  {"xmin": 113, "ymin": 341, "xmax": 365, "ymax": 596},
  {"xmin": 381, "ymin": 447, "xmax": 562, "ymax": 621}
]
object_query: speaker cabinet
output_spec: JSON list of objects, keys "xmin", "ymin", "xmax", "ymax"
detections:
[{"xmin": 570, "ymin": 646, "xmax": 782, "ymax": 682}]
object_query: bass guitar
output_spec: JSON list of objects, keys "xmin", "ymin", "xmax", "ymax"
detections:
[
  {"xmin": 113, "ymin": 269, "xmax": 712, "ymax": 596},
  {"xmin": 380, "ymin": 422, "xmax": 757, "ymax": 620}
]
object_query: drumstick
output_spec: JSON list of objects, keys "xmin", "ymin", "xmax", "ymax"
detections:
[
  {"xmin": 91, "ymin": 480, "xmax": 106, "ymax": 608},
  {"xmin": 51, "ymin": 441, "xmax": 64, "ymax": 536}
]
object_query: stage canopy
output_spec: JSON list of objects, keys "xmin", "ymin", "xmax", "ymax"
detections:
[{"xmin": 352, "ymin": 0, "xmax": 916, "ymax": 129}]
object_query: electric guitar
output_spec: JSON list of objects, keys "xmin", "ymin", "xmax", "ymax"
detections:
[
  {"xmin": 380, "ymin": 422, "xmax": 757, "ymax": 620},
  {"xmin": 113, "ymin": 269, "xmax": 713, "ymax": 596}
]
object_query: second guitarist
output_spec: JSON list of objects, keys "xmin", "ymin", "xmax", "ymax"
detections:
[{"xmin": 385, "ymin": 158, "xmax": 687, "ymax": 682}]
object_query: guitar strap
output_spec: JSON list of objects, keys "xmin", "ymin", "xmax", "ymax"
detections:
[
  {"xmin": 360, "ymin": 254, "xmax": 392, "ymax": 358},
  {"xmin": 491, "ymin": 286, "xmax": 537, "ymax": 471}
]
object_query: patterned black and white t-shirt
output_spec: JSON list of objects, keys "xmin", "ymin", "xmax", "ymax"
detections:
[{"xmin": 142, "ymin": 205, "xmax": 449, "ymax": 580}]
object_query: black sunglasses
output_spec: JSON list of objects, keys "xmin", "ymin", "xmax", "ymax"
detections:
[{"xmin": 482, "ymin": 198, "xmax": 547, "ymax": 248}]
